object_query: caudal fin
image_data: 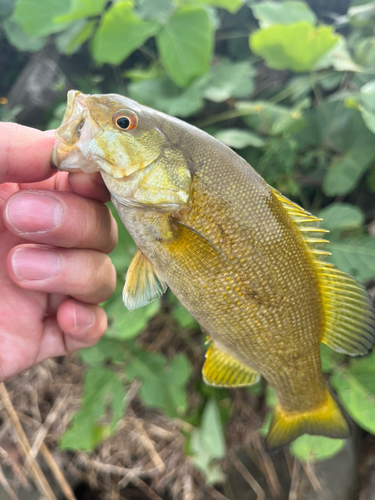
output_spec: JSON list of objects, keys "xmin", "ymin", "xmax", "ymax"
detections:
[{"xmin": 266, "ymin": 389, "xmax": 349, "ymax": 449}]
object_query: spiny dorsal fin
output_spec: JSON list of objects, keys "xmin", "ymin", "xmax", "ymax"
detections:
[
  {"xmin": 271, "ymin": 188, "xmax": 375, "ymax": 356},
  {"xmin": 123, "ymin": 249, "xmax": 167, "ymax": 311},
  {"xmin": 203, "ymin": 340, "xmax": 260, "ymax": 387}
]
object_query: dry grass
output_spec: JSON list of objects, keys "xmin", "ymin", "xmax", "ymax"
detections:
[{"xmin": 0, "ymin": 328, "xmax": 371, "ymax": 500}]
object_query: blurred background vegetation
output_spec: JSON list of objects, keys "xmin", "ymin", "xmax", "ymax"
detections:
[{"xmin": 2, "ymin": 0, "xmax": 375, "ymax": 498}]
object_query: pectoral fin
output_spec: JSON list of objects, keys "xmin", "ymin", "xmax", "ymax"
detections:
[
  {"xmin": 203, "ymin": 341, "xmax": 260, "ymax": 387},
  {"xmin": 164, "ymin": 221, "xmax": 224, "ymax": 273},
  {"xmin": 123, "ymin": 249, "xmax": 167, "ymax": 311}
]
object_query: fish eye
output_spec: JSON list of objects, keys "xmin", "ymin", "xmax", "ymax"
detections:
[{"xmin": 113, "ymin": 110, "xmax": 138, "ymax": 131}]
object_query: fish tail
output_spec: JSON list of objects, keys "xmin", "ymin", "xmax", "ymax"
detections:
[{"xmin": 266, "ymin": 389, "xmax": 349, "ymax": 449}]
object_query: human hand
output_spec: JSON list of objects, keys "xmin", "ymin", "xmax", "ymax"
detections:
[{"xmin": 0, "ymin": 123, "xmax": 117, "ymax": 381}]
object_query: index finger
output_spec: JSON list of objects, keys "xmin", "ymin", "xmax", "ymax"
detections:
[{"xmin": 0, "ymin": 123, "xmax": 55, "ymax": 184}]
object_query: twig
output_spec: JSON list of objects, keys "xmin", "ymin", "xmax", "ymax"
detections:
[
  {"xmin": 131, "ymin": 476, "xmax": 165, "ymax": 500},
  {"xmin": 301, "ymin": 461, "xmax": 325, "ymax": 495},
  {"xmin": 207, "ymin": 486, "xmax": 231, "ymax": 500},
  {"xmin": 0, "ymin": 465, "xmax": 19, "ymax": 500},
  {"xmin": 133, "ymin": 420, "xmax": 165, "ymax": 473},
  {"xmin": 40, "ymin": 443, "xmax": 77, "ymax": 500},
  {"xmin": 89, "ymin": 458, "xmax": 159, "ymax": 479},
  {"xmin": 229, "ymin": 450, "xmax": 265, "ymax": 500},
  {"xmin": 252, "ymin": 434, "xmax": 281, "ymax": 497},
  {"xmin": 25, "ymin": 395, "xmax": 67, "ymax": 472},
  {"xmin": 67, "ymin": 464, "xmax": 129, "ymax": 500},
  {"xmin": 0, "ymin": 382, "xmax": 58, "ymax": 500},
  {"xmin": 288, "ymin": 459, "xmax": 301, "ymax": 500}
]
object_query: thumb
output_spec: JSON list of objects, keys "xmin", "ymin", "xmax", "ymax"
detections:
[{"xmin": 0, "ymin": 123, "xmax": 55, "ymax": 184}]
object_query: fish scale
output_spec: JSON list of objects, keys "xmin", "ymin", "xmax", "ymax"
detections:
[{"xmin": 52, "ymin": 90, "xmax": 375, "ymax": 447}]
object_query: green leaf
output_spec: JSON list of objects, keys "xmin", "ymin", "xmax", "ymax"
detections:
[
  {"xmin": 60, "ymin": 367, "xmax": 125, "ymax": 450},
  {"xmin": 108, "ymin": 203, "xmax": 137, "ymax": 273},
  {"xmin": 2, "ymin": 18, "xmax": 47, "ymax": 51},
  {"xmin": 360, "ymin": 80, "xmax": 375, "ymax": 112},
  {"xmin": 259, "ymin": 386, "xmax": 276, "ymax": 436},
  {"xmin": 214, "ymin": 128, "xmax": 265, "ymax": 149},
  {"xmin": 331, "ymin": 354, "xmax": 375, "ymax": 434},
  {"xmin": 314, "ymin": 37, "xmax": 362, "ymax": 73},
  {"xmin": 290, "ymin": 435, "xmax": 345, "ymax": 462},
  {"xmin": 322, "ymin": 147, "xmax": 375, "ymax": 196},
  {"xmin": 314, "ymin": 101, "xmax": 375, "ymax": 153},
  {"xmin": 359, "ymin": 106, "xmax": 375, "ymax": 135},
  {"xmin": 105, "ymin": 289, "xmax": 161, "ymax": 340},
  {"xmin": 79, "ymin": 337, "xmax": 128, "ymax": 365},
  {"xmin": 367, "ymin": 165, "xmax": 375, "ymax": 192},
  {"xmin": 319, "ymin": 203, "xmax": 364, "ymax": 234},
  {"xmin": 123, "ymin": 64, "xmax": 160, "ymax": 83},
  {"xmin": 135, "ymin": 0, "xmax": 175, "ymax": 23},
  {"xmin": 126, "ymin": 351, "xmax": 191, "ymax": 417},
  {"xmin": 128, "ymin": 75, "xmax": 207, "ymax": 117},
  {"xmin": 13, "ymin": 0, "xmax": 72, "ymax": 36},
  {"xmin": 0, "ymin": 0, "xmax": 15, "ymax": 18},
  {"xmin": 203, "ymin": 59, "xmax": 257, "ymax": 102},
  {"xmin": 172, "ymin": 302, "xmax": 199, "ymax": 328},
  {"xmin": 355, "ymin": 37, "xmax": 375, "ymax": 68},
  {"xmin": 348, "ymin": 2, "xmax": 375, "ymax": 26},
  {"xmin": 250, "ymin": 22, "xmax": 340, "ymax": 73},
  {"xmin": 92, "ymin": 1, "xmax": 160, "ymax": 65},
  {"xmin": 182, "ymin": 0, "xmax": 244, "ymax": 14},
  {"xmin": 237, "ymin": 100, "xmax": 305, "ymax": 136},
  {"xmin": 320, "ymin": 344, "xmax": 342, "ymax": 373},
  {"xmin": 55, "ymin": 0, "xmax": 107, "ymax": 23},
  {"xmin": 358, "ymin": 81, "xmax": 375, "ymax": 133},
  {"xmin": 156, "ymin": 7, "xmax": 213, "ymax": 87},
  {"xmin": 190, "ymin": 399, "xmax": 226, "ymax": 483},
  {"xmin": 251, "ymin": 1, "xmax": 316, "ymax": 28},
  {"xmin": 55, "ymin": 19, "xmax": 96, "ymax": 55},
  {"xmin": 327, "ymin": 236, "xmax": 375, "ymax": 282}
]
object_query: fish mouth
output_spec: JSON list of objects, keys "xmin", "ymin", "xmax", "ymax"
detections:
[{"xmin": 51, "ymin": 90, "xmax": 104, "ymax": 174}]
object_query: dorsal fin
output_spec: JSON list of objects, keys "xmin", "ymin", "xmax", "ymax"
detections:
[{"xmin": 272, "ymin": 188, "xmax": 375, "ymax": 356}]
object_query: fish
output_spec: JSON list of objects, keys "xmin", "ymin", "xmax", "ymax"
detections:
[{"xmin": 52, "ymin": 90, "xmax": 375, "ymax": 448}]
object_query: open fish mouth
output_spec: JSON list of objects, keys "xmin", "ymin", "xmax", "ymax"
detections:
[{"xmin": 51, "ymin": 90, "xmax": 102, "ymax": 174}]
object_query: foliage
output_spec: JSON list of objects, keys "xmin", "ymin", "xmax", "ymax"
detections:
[
  {"xmin": 190, "ymin": 399, "xmax": 226, "ymax": 483},
  {"xmin": 3, "ymin": 0, "xmax": 375, "ymax": 471},
  {"xmin": 290, "ymin": 435, "xmax": 346, "ymax": 462},
  {"xmin": 60, "ymin": 367, "xmax": 126, "ymax": 451}
]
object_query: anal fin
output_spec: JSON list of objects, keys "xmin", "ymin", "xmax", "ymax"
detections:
[
  {"xmin": 123, "ymin": 249, "xmax": 167, "ymax": 311},
  {"xmin": 203, "ymin": 341, "xmax": 260, "ymax": 387}
]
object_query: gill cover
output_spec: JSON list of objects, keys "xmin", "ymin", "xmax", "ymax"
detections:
[{"xmin": 52, "ymin": 90, "xmax": 193, "ymax": 212}]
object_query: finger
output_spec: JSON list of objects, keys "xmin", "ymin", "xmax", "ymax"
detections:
[
  {"xmin": 68, "ymin": 172, "xmax": 111, "ymax": 202},
  {"xmin": 7, "ymin": 244, "xmax": 117, "ymax": 304},
  {"xmin": 0, "ymin": 123, "xmax": 55, "ymax": 183},
  {"xmin": 4, "ymin": 189, "xmax": 118, "ymax": 254},
  {"xmin": 36, "ymin": 301, "xmax": 107, "ymax": 362},
  {"xmin": 19, "ymin": 171, "xmax": 111, "ymax": 204}
]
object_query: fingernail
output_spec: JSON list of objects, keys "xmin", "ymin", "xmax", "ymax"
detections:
[
  {"xmin": 6, "ymin": 193, "xmax": 63, "ymax": 233},
  {"xmin": 73, "ymin": 303, "xmax": 95, "ymax": 329},
  {"xmin": 12, "ymin": 247, "xmax": 60, "ymax": 280}
]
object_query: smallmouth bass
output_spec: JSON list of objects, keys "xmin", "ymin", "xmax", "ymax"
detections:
[{"xmin": 52, "ymin": 90, "xmax": 375, "ymax": 447}]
